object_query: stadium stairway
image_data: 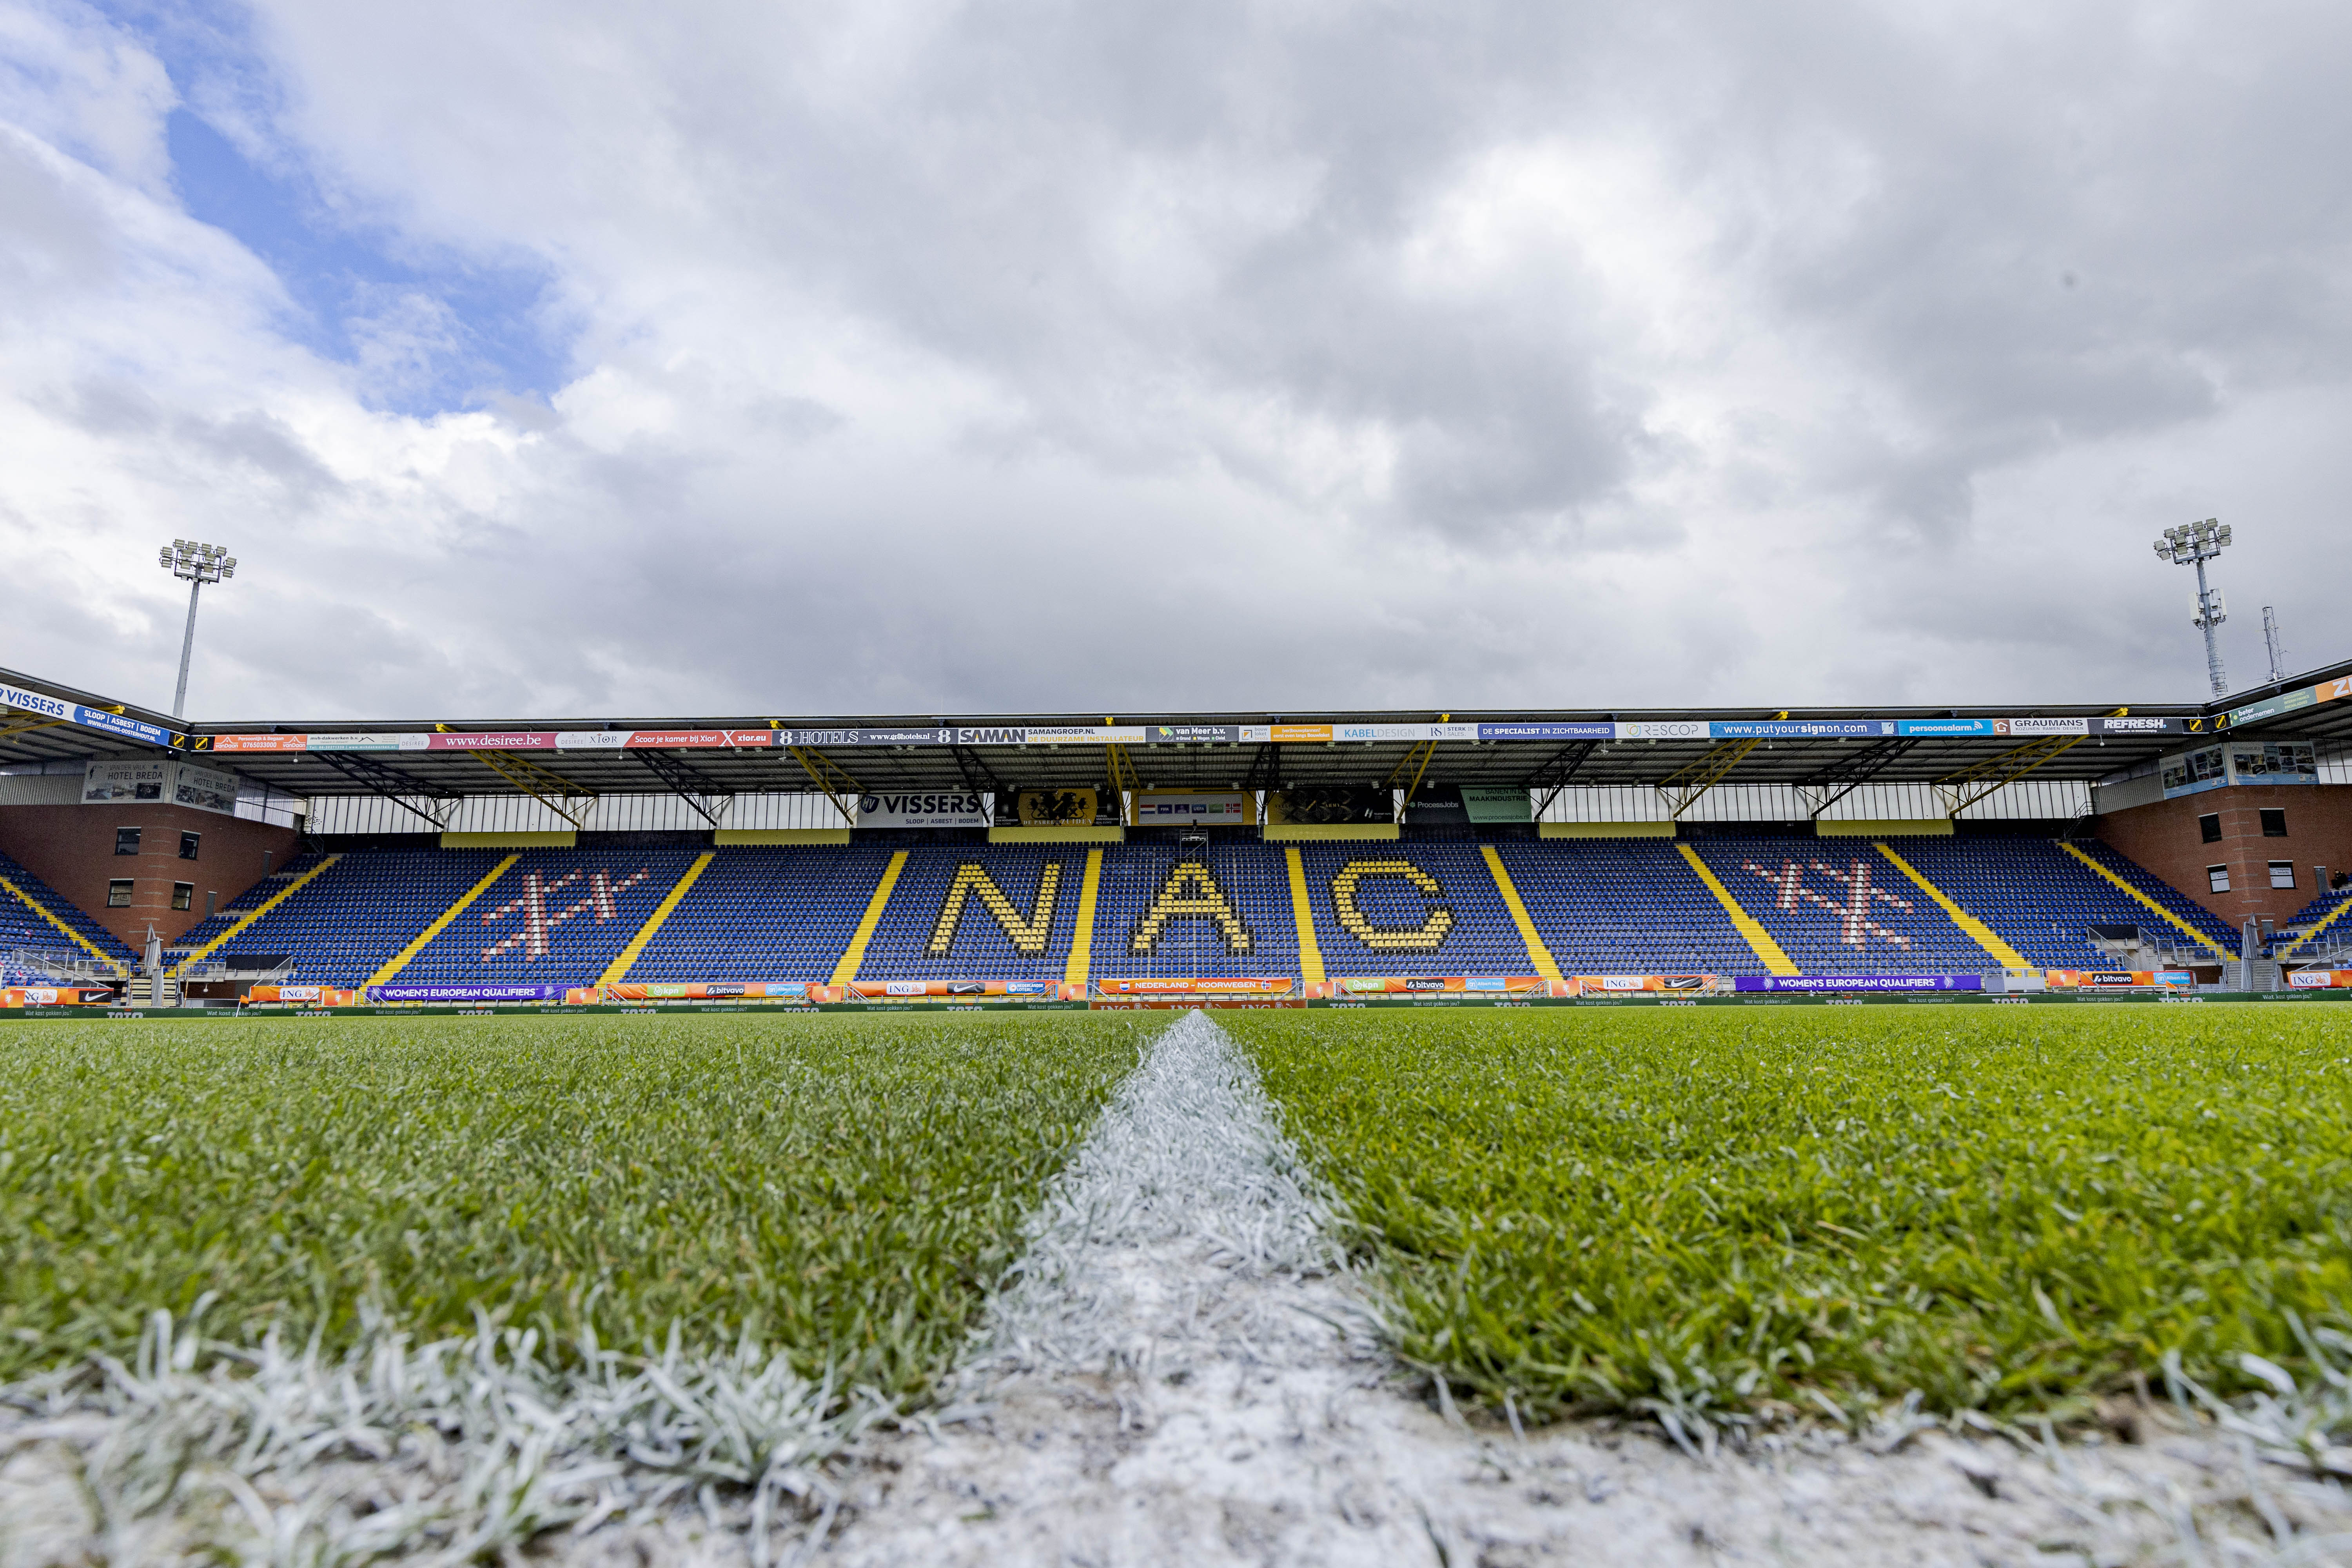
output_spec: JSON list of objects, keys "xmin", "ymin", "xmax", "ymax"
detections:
[
  {"xmin": 1090, "ymin": 843, "xmax": 1302, "ymax": 980},
  {"xmin": 1495, "ymin": 839, "xmax": 1766, "ymax": 977},
  {"xmin": 2275, "ymin": 884, "xmax": 2352, "ymax": 966},
  {"xmin": 0, "ymin": 851, "xmax": 136, "ymax": 982},
  {"xmin": 1293, "ymin": 844, "xmax": 1529, "ymax": 978},
  {"xmin": 170, "ymin": 854, "xmax": 343, "ymax": 976},
  {"xmin": 379, "ymin": 848, "xmax": 704, "ymax": 989},
  {"xmin": 1686, "ymin": 838, "xmax": 2005, "ymax": 976},
  {"xmin": 1869, "ymin": 843, "xmax": 2031, "ymax": 970},
  {"xmin": 844, "ymin": 846, "xmax": 1090, "ymax": 983},
  {"xmin": 630, "ymin": 846, "xmax": 897, "ymax": 984},
  {"xmin": 1891, "ymin": 838, "xmax": 2234, "ymax": 969},
  {"xmin": 196, "ymin": 849, "xmax": 505, "ymax": 988},
  {"xmin": 598, "ymin": 850, "xmax": 715, "ymax": 984}
]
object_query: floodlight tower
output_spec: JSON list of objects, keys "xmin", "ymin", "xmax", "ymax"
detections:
[
  {"xmin": 2152, "ymin": 518, "xmax": 2231, "ymax": 700},
  {"xmin": 158, "ymin": 540, "xmax": 236, "ymax": 719}
]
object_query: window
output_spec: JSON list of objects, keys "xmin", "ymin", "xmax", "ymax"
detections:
[
  {"xmin": 107, "ymin": 879, "xmax": 133, "ymax": 907},
  {"xmin": 2198, "ymin": 813, "xmax": 2222, "ymax": 844},
  {"xmin": 2261, "ymin": 809, "xmax": 2288, "ymax": 837},
  {"xmin": 179, "ymin": 831, "xmax": 201, "ymax": 860},
  {"xmin": 2207, "ymin": 864, "xmax": 2231, "ymax": 893},
  {"xmin": 114, "ymin": 827, "xmax": 141, "ymax": 855},
  {"xmin": 2270, "ymin": 861, "xmax": 2297, "ymax": 890},
  {"xmin": 171, "ymin": 882, "xmax": 193, "ymax": 911}
]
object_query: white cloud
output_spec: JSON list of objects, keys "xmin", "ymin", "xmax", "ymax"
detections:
[{"xmin": 2, "ymin": 0, "xmax": 2348, "ymax": 724}]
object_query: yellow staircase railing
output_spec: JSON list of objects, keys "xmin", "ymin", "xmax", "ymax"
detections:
[
  {"xmin": 1873, "ymin": 842, "xmax": 2031, "ymax": 969},
  {"xmin": 1677, "ymin": 843, "xmax": 1799, "ymax": 976},
  {"xmin": 365, "ymin": 855, "xmax": 520, "ymax": 989},
  {"xmin": 1480, "ymin": 844, "xmax": 1563, "ymax": 985},
  {"xmin": 1283, "ymin": 847, "xmax": 1327, "ymax": 985},
  {"xmin": 0, "ymin": 874, "xmax": 128, "ymax": 977},
  {"xmin": 1063, "ymin": 848, "xmax": 1104, "ymax": 985},
  {"xmin": 171, "ymin": 854, "xmax": 342, "ymax": 975},
  {"xmin": 2278, "ymin": 894, "xmax": 2352, "ymax": 962},
  {"xmin": 829, "ymin": 851, "xmax": 908, "ymax": 986},
  {"xmin": 2057, "ymin": 842, "xmax": 2230, "ymax": 960},
  {"xmin": 598, "ymin": 851, "xmax": 714, "ymax": 986}
]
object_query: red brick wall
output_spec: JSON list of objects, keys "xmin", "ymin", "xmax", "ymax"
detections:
[
  {"xmin": 2094, "ymin": 784, "xmax": 2352, "ymax": 927},
  {"xmin": 0, "ymin": 804, "xmax": 299, "ymax": 947}
]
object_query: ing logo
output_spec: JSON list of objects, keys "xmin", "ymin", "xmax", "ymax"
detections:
[
  {"xmin": 1742, "ymin": 857, "xmax": 1913, "ymax": 950},
  {"xmin": 480, "ymin": 867, "xmax": 651, "ymax": 961},
  {"xmin": 1330, "ymin": 860, "xmax": 1454, "ymax": 951}
]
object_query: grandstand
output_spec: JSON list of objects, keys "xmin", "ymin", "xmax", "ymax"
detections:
[{"xmin": 3, "ymin": 657, "xmax": 2349, "ymax": 997}]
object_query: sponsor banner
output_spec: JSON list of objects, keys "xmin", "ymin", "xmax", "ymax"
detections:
[
  {"xmin": 1733, "ymin": 974, "xmax": 1984, "ymax": 993},
  {"xmin": 209, "ymin": 733, "xmax": 308, "ymax": 752},
  {"xmin": 848, "ymin": 979, "xmax": 1081, "ymax": 1000},
  {"xmin": 2161, "ymin": 744, "xmax": 2228, "ymax": 799},
  {"xmin": 3, "ymin": 986, "xmax": 114, "ymax": 1007},
  {"xmin": 2225, "ymin": 674, "xmax": 2352, "ymax": 729},
  {"xmin": 74, "ymin": 706, "xmax": 178, "ymax": 747},
  {"xmin": 1133, "ymin": 790, "xmax": 1258, "ymax": 826},
  {"xmin": 2, "ymin": 680, "xmax": 176, "ymax": 748},
  {"xmin": 1711, "ymin": 720, "xmax": 1896, "ymax": 739},
  {"xmin": 855, "ymin": 791, "xmax": 989, "ymax": 829},
  {"xmin": 1025, "ymin": 725, "xmax": 1148, "ymax": 743},
  {"xmin": 554, "ymin": 730, "xmax": 774, "ymax": 750},
  {"xmin": 82, "ymin": 758, "xmax": 172, "ymax": 804},
  {"xmin": 1993, "ymin": 717, "xmax": 2090, "ymax": 737},
  {"xmin": 1264, "ymin": 787, "xmax": 1394, "ymax": 826},
  {"xmin": 2095, "ymin": 715, "xmax": 2182, "ymax": 735},
  {"xmin": 1898, "ymin": 719, "xmax": 1997, "ymax": 737},
  {"xmin": 1476, "ymin": 722, "xmax": 1615, "ymax": 742},
  {"xmin": 307, "ymin": 733, "xmax": 431, "ymax": 752},
  {"xmin": 1613, "ymin": 720, "xmax": 1710, "ymax": 741},
  {"xmin": 367, "ymin": 984, "xmax": 571, "ymax": 1002},
  {"xmin": 1014, "ymin": 788, "xmax": 1110, "ymax": 826},
  {"xmin": 2288, "ymin": 971, "xmax": 2352, "ymax": 989},
  {"xmin": 600, "ymin": 982, "xmax": 815, "ymax": 1002},
  {"xmin": 1463, "ymin": 786, "xmax": 1534, "ymax": 824},
  {"xmin": 1334, "ymin": 975, "xmax": 1547, "ymax": 995},
  {"xmin": 2043, "ymin": 970, "xmax": 2194, "ymax": 989},
  {"xmin": 247, "ymin": 985, "xmax": 360, "ymax": 1006},
  {"xmin": 2230, "ymin": 740, "xmax": 2319, "ymax": 784},
  {"xmin": 1149, "ymin": 724, "xmax": 1241, "ymax": 743},
  {"xmin": 1573, "ymin": 974, "xmax": 1717, "ymax": 993},
  {"xmin": 426, "ymin": 731, "xmax": 559, "ymax": 750},
  {"xmin": 172, "ymin": 760, "xmax": 240, "ymax": 816},
  {"xmin": 1095, "ymin": 977, "xmax": 1296, "ymax": 996},
  {"xmin": 780, "ymin": 727, "xmax": 953, "ymax": 748}
]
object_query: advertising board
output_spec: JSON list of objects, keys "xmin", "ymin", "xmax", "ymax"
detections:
[
  {"xmin": 855, "ymin": 791, "xmax": 990, "ymax": 829},
  {"xmin": 172, "ymin": 760, "xmax": 241, "ymax": 816},
  {"xmin": 2043, "ymin": 970, "xmax": 2195, "ymax": 989},
  {"xmin": 1014, "ymin": 788, "xmax": 1109, "ymax": 826},
  {"xmin": 81, "ymin": 759, "xmax": 172, "ymax": 804},
  {"xmin": 1264, "ymin": 788, "xmax": 1393, "ymax": 826},
  {"xmin": 1132, "ymin": 791, "xmax": 1257, "ymax": 826},
  {"xmin": 1572, "ymin": 974, "xmax": 1717, "ymax": 993},
  {"xmin": 367, "ymin": 984, "xmax": 570, "ymax": 1002},
  {"xmin": 2287, "ymin": 971, "xmax": 2352, "ymax": 989},
  {"xmin": 1733, "ymin": 975, "xmax": 1982, "ymax": 993},
  {"xmin": 1333, "ymin": 975, "xmax": 1547, "ymax": 995}
]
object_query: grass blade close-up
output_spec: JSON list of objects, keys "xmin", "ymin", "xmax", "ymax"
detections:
[
  {"xmin": 0, "ymin": 1013, "xmax": 1159, "ymax": 1394},
  {"xmin": 1226, "ymin": 1005, "xmax": 2352, "ymax": 1428}
]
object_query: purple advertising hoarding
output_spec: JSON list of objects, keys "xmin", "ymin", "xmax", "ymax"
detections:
[
  {"xmin": 366, "ymin": 984, "xmax": 569, "ymax": 1003},
  {"xmin": 1732, "ymin": 975, "xmax": 1984, "ymax": 993}
]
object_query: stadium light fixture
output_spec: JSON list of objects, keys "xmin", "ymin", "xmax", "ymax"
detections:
[
  {"xmin": 159, "ymin": 540, "xmax": 238, "ymax": 718},
  {"xmin": 2151, "ymin": 517, "xmax": 2231, "ymax": 700}
]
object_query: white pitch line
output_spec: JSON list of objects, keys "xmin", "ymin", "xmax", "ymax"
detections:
[{"xmin": 817, "ymin": 1012, "xmax": 2352, "ymax": 1568}]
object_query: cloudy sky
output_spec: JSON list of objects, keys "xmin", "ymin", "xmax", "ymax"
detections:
[{"xmin": 2, "ymin": 0, "xmax": 2347, "ymax": 723}]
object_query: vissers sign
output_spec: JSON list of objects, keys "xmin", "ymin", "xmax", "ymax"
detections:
[{"xmin": 856, "ymin": 792, "xmax": 990, "ymax": 829}]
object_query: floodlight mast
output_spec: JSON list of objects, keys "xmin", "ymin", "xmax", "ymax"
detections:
[
  {"xmin": 158, "ymin": 540, "xmax": 237, "ymax": 718},
  {"xmin": 2151, "ymin": 517, "xmax": 2231, "ymax": 700}
]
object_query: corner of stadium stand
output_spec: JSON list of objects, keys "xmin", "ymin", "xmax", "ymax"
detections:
[{"xmin": 4, "ymin": 655, "xmax": 2347, "ymax": 1000}]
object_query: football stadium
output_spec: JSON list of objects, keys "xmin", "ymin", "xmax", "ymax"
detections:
[{"xmin": 6, "ymin": 655, "xmax": 2352, "ymax": 1562}]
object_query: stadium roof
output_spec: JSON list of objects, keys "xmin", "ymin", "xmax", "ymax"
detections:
[{"xmin": 5, "ymin": 655, "xmax": 2348, "ymax": 817}]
